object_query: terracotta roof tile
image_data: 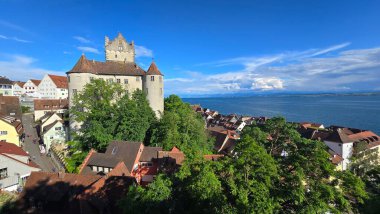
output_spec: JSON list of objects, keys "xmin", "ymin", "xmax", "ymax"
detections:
[
  {"xmin": 146, "ymin": 61, "xmax": 163, "ymax": 75},
  {"xmin": 48, "ymin": 74, "xmax": 68, "ymax": 89},
  {"xmin": 34, "ymin": 99, "xmax": 69, "ymax": 111},
  {"xmin": 67, "ymin": 54, "xmax": 146, "ymax": 76},
  {"xmin": 0, "ymin": 141, "xmax": 28, "ymax": 156},
  {"xmin": 30, "ymin": 79, "xmax": 41, "ymax": 86}
]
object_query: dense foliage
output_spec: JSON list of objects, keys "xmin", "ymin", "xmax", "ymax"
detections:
[
  {"xmin": 119, "ymin": 117, "xmax": 369, "ymax": 213},
  {"xmin": 66, "ymin": 79, "xmax": 156, "ymax": 171},
  {"xmin": 147, "ymin": 95, "xmax": 213, "ymax": 157}
]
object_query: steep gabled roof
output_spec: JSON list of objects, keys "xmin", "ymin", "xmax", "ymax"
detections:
[
  {"xmin": 30, "ymin": 79, "xmax": 41, "ymax": 86},
  {"xmin": 48, "ymin": 74, "xmax": 68, "ymax": 89},
  {"xmin": 67, "ymin": 54, "xmax": 146, "ymax": 76},
  {"xmin": 0, "ymin": 141, "xmax": 28, "ymax": 156},
  {"xmin": 14, "ymin": 81, "xmax": 25, "ymax": 87},
  {"xmin": 42, "ymin": 120, "xmax": 63, "ymax": 134},
  {"xmin": 146, "ymin": 61, "xmax": 163, "ymax": 76},
  {"xmin": 104, "ymin": 141, "xmax": 142, "ymax": 171}
]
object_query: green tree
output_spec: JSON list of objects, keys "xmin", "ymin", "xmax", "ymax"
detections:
[
  {"xmin": 70, "ymin": 79, "xmax": 156, "ymax": 152},
  {"xmin": 242, "ymin": 117, "xmax": 367, "ymax": 213},
  {"xmin": 118, "ymin": 174, "xmax": 172, "ymax": 214},
  {"xmin": 149, "ymin": 95, "xmax": 212, "ymax": 157},
  {"xmin": 220, "ymin": 135, "xmax": 278, "ymax": 213}
]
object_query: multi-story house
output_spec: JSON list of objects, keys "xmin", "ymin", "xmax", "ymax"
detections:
[
  {"xmin": 42, "ymin": 119, "xmax": 66, "ymax": 152},
  {"xmin": 38, "ymin": 74, "xmax": 68, "ymax": 99},
  {"xmin": 0, "ymin": 116, "xmax": 23, "ymax": 146},
  {"xmin": 0, "ymin": 77, "xmax": 14, "ymax": 96},
  {"xmin": 79, "ymin": 141, "xmax": 184, "ymax": 184},
  {"xmin": 13, "ymin": 81, "xmax": 25, "ymax": 97},
  {"xmin": 23, "ymin": 79, "xmax": 41, "ymax": 97},
  {"xmin": 0, "ymin": 141, "xmax": 40, "ymax": 191},
  {"xmin": 67, "ymin": 33, "xmax": 164, "ymax": 121},
  {"xmin": 33, "ymin": 99, "xmax": 68, "ymax": 121}
]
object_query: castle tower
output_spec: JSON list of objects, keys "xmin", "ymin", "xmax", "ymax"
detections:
[
  {"xmin": 105, "ymin": 33, "xmax": 135, "ymax": 63},
  {"xmin": 143, "ymin": 61, "xmax": 164, "ymax": 118}
]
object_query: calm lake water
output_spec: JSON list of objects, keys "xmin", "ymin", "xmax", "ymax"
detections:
[{"xmin": 183, "ymin": 94, "xmax": 380, "ymax": 134}]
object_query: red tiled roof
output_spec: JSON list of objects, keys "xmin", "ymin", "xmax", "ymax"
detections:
[
  {"xmin": 79, "ymin": 149, "xmax": 96, "ymax": 174},
  {"xmin": 146, "ymin": 61, "xmax": 163, "ymax": 75},
  {"xmin": 108, "ymin": 161, "xmax": 131, "ymax": 177},
  {"xmin": 34, "ymin": 99, "xmax": 69, "ymax": 111},
  {"xmin": 14, "ymin": 81, "xmax": 25, "ymax": 87},
  {"xmin": 0, "ymin": 141, "xmax": 28, "ymax": 156},
  {"xmin": 30, "ymin": 79, "xmax": 41, "ymax": 86},
  {"xmin": 48, "ymin": 74, "xmax": 68, "ymax": 89},
  {"xmin": 67, "ymin": 54, "xmax": 146, "ymax": 76}
]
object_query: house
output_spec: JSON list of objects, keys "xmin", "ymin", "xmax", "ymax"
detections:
[
  {"xmin": 0, "ymin": 142, "xmax": 40, "ymax": 191},
  {"xmin": 0, "ymin": 116, "xmax": 23, "ymax": 146},
  {"xmin": 208, "ymin": 126, "xmax": 240, "ymax": 154},
  {"xmin": 234, "ymin": 121, "xmax": 246, "ymax": 132},
  {"xmin": 13, "ymin": 81, "xmax": 25, "ymax": 97},
  {"xmin": 23, "ymin": 79, "xmax": 41, "ymax": 97},
  {"xmin": 0, "ymin": 95, "xmax": 22, "ymax": 120},
  {"xmin": 0, "ymin": 77, "xmax": 14, "ymax": 96},
  {"xmin": 323, "ymin": 126, "xmax": 380, "ymax": 170},
  {"xmin": 38, "ymin": 74, "xmax": 68, "ymax": 99},
  {"xmin": 40, "ymin": 112, "xmax": 63, "ymax": 131},
  {"xmin": 300, "ymin": 122, "xmax": 325, "ymax": 129},
  {"xmin": 34, "ymin": 99, "xmax": 68, "ymax": 121},
  {"xmin": 19, "ymin": 165, "xmax": 135, "ymax": 214},
  {"xmin": 42, "ymin": 120, "xmax": 66, "ymax": 152},
  {"xmin": 79, "ymin": 141, "xmax": 184, "ymax": 184}
]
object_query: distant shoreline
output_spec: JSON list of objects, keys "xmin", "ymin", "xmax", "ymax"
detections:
[{"xmin": 181, "ymin": 91, "xmax": 380, "ymax": 99}]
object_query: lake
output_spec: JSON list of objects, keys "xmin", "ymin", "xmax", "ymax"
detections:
[{"xmin": 183, "ymin": 94, "xmax": 380, "ymax": 134}]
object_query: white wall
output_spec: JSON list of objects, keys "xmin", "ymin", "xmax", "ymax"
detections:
[
  {"xmin": 42, "ymin": 121, "xmax": 66, "ymax": 151},
  {"xmin": 324, "ymin": 140, "xmax": 353, "ymax": 170}
]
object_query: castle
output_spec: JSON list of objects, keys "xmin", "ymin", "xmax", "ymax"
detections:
[{"xmin": 66, "ymin": 33, "xmax": 164, "ymax": 119}]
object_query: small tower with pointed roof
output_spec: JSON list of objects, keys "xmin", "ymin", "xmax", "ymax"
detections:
[
  {"xmin": 105, "ymin": 33, "xmax": 135, "ymax": 63},
  {"xmin": 143, "ymin": 61, "xmax": 164, "ymax": 118}
]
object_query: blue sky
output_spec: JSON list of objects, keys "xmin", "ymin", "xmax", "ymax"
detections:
[{"xmin": 1, "ymin": 0, "xmax": 380, "ymax": 97}]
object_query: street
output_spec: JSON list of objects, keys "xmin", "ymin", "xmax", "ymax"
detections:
[{"xmin": 22, "ymin": 113, "xmax": 58, "ymax": 172}]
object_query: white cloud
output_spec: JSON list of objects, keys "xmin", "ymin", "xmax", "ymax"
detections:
[
  {"xmin": 166, "ymin": 43, "xmax": 380, "ymax": 95},
  {"xmin": 77, "ymin": 46, "xmax": 101, "ymax": 54},
  {"xmin": 135, "ymin": 45, "xmax": 153, "ymax": 58},
  {"xmin": 251, "ymin": 77, "xmax": 284, "ymax": 90},
  {"xmin": 0, "ymin": 54, "xmax": 64, "ymax": 81},
  {"xmin": 0, "ymin": 34, "xmax": 31, "ymax": 43},
  {"xmin": 0, "ymin": 20, "xmax": 30, "ymax": 33},
  {"xmin": 73, "ymin": 36, "xmax": 91, "ymax": 43}
]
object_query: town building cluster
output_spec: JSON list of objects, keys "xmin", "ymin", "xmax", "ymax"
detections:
[{"xmin": 192, "ymin": 104, "xmax": 380, "ymax": 171}]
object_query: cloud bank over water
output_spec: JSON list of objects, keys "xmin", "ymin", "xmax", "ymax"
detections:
[{"xmin": 166, "ymin": 43, "xmax": 380, "ymax": 96}]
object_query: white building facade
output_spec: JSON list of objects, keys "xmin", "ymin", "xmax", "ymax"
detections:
[{"xmin": 38, "ymin": 74, "xmax": 68, "ymax": 99}]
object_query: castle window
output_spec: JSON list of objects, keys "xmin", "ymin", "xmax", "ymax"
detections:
[
  {"xmin": 90, "ymin": 77, "xmax": 94, "ymax": 81},
  {"xmin": 160, "ymin": 88, "xmax": 163, "ymax": 95},
  {"xmin": 118, "ymin": 46, "xmax": 123, "ymax": 51},
  {"xmin": 115, "ymin": 54, "xmax": 117, "ymax": 58},
  {"xmin": 151, "ymin": 76, "xmax": 155, "ymax": 81},
  {"xmin": 117, "ymin": 79, "xmax": 121, "ymax": 83},
  {"xmin": 124, "ymin": 79, "xmax": 128, "ymax": 84},
  {"xmin": 68, "ymin": 76, "xmax": 70, "ymax": 82},
  {"xmin": 136, "ymin": 77, "xmax": 140, "ymax": 81},
  {"xmin": 159, "ymin": 76, "xmax": 162, "ymax": 82}
]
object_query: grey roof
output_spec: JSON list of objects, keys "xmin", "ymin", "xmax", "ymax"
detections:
[
  {"xmin": 104, "ymin": 141, "xmax": 142, "ymax": 171},
  {"xmin": 140, "ymin": 147, "xmax": 162, "ymax": 162},
  {"xmin": 0, "ymin": 77, "xmax": 13, "ymax": 85},
  {"xmin": 87, "ymin": 153, "xmax": 121, "ymax": 168}
]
